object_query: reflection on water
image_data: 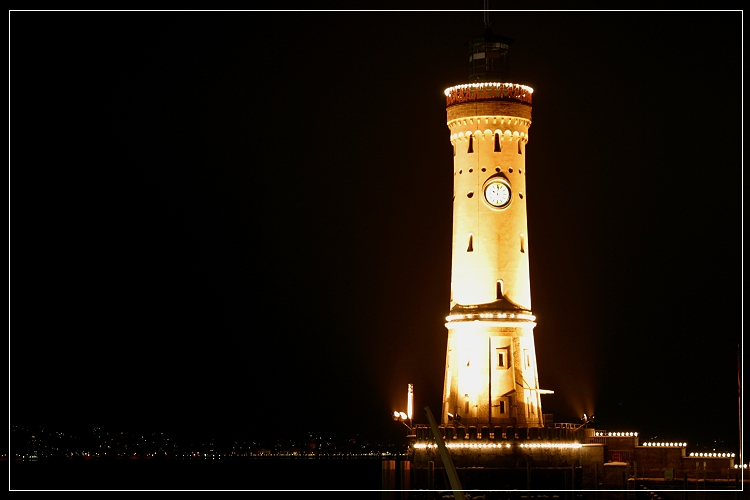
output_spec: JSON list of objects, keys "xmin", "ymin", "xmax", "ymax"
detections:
[{"xmin": 11, "ymin": 458, "xmax": 385, "ymax": 491}]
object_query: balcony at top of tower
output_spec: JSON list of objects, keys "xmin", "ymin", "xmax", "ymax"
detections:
[{"xmin": 444, "ymin": 82, "xmax": 533, "ymax": 107}]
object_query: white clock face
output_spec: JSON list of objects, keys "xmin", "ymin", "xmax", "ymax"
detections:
[{"xmin": 485, "ymin": 181, "xmax": 511, "ymax": 207}]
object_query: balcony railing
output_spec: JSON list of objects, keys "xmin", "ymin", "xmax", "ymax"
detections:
[{"xmin": 445, "ymin": 83, "xmax": 533, "ymax": 107}]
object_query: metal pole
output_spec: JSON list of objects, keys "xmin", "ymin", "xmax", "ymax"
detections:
[
  {"xmin": 683, "ymin": 472, "xmax": 688, "ymax": 500},
  {"xmin": 400, "ymin": 460, "xmax": 410, "ymax": 500},
  {"xmin": 738, "ymin": 344, "xmax": 743, "ymax": 467},
  {"xmin": 571, "ymin": 462, "xmax": 575, "ymax": 491},
  {"xmin": 526, "ymin": 461, "xmax": 531, "ymax": 491},
  {"xmin": 381, "ymin": 460, "xmax": 395, "ymax": 500},
  {"xmin": 428, "ymin": 461, "xmax": 435, "ymax": 500},
  {"xmin": 424, "ymin": 406, "xmax": 464, "ymax": 500},
  {"xmin": 488, "ymin": 337, "xmax": 492, "ymax": 429},
  {"xmin": 594, "ymin": 462, "xmax": 598, "ymax": 500}
]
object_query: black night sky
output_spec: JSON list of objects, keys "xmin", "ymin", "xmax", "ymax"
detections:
[{"xmin": 11, "ymin": 8, "xmax": 743, "ymax": 454}]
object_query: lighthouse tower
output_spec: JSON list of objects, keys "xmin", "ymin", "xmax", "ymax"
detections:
[{"xmin": 441, "ymin": 28, "xmax": 545, "ymax": 430}]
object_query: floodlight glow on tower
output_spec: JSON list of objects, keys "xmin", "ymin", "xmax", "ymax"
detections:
[
  {"xmin": 407, "ymin": 383, "xmax": 413, "ymax": 420},
  {"xmin": 440, "ymin": 26, "xmax": 550, "ymax": 429}
]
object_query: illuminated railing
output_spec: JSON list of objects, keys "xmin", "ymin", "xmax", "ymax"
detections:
[
  {"xmin": 594, "ymin": 431, "xmax": 638, "ymax": 437},
  {"xmin": 689, "ymin": 452, "xmax": 735, "ymax": 458},
  {"xmin": 643, "ymin": 442, "xmax": 686, "ymax": 447},
  {"xmin": 414, "ymin": 442, "xmax": 581, "ymax": 450},
  {"xmin": 446, "ymin": 312, "xmax": 536, "ymax": 323},
  {"xmin": 445, "ymin": 83, "xmax": 533, "ymax": 107},
  {"xmin": 519, "ymin": 442, "xmax": 582, "ymax": 449}
]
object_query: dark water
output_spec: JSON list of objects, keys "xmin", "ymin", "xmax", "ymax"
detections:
[
  {"xmin": 15, "ymin": 460, "xmax": 746, "ymax": 499},
  {"xmin": 10, "ymin": 458, "xmax": 386, "ymax": 492}
]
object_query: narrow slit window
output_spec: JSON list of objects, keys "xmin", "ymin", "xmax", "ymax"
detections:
[
  {"xmin": 467, "ymin": 233, "xmax": 474, "ymax": 252},
  {"xmin": 496, "ymin": 347, "xmax": 509, "ymax": 368},
  {"xmin": 520, "ymin": 233, "xmax": 525, "ymax": 253},
  {"xmin": 464, "ymin": 395, "xmax": 470, "ymax": 415},
  {"xmin": 467, "ymin": 135, "xmax": 474, "ymax": 153},
  {"xmin": 494, "ymin": 133, "xmax": 501, "ymax": 152},
  {"xmin": 496, "ymin": 280, "xmax": 504, "ymax": 299},
  {"xmin": 499, "ymin": 401, "xmax": 506, "ymax": 414},
  {"xmin": 453, "ymin": 143, "xmax": 456, "ymax": 157},
  {"xmin": 517, "ymin": 139, "xmax": 522, "ymax": 154}
]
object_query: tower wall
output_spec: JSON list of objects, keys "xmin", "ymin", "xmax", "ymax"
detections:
[
  {"xmin": 448, "ymin": 100, "xmax": 532, "ymax": 309},
  {"xmin": 442, "ymin": 320, "xmax": 541, "ymax": 428},
  {"xmin": 441, "ymin": 85, "xmax": 542, "ymax": 428}
]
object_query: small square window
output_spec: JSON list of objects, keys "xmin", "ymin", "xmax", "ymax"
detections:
[{"xmin": 496, "ymin": 347, "xmax": 509, "ymax": 369}]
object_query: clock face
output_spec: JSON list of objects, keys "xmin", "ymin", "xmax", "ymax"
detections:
[{"xmin": 485, "ymin": 180, "xmax": 511, "ymax": 208}]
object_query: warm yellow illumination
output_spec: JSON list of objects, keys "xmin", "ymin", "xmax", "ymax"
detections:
[
  {"xmin": 407, "ymin": 384, "xmax": 413, "ymax": 420},
  {"xmin": 443, "ymin": 82, "xmax": 535, "ymax": 96},
  {"xmin": 689, "ymin": 451, "xmax": 732, "ymax": 457},
  {"xmin": 445, "ymin": 312, "xmax": 537, "ymax": 323},
  {"xmin": 519, "ymin": 442, "xmax": 582, "ymax": 449},
  {"xmin": 441, "ymin": 74, "xmax": 542, "ymax": 430},
  {"xmin": 420, "ymin": 441, "xmax": 584, "ymax": 450}
]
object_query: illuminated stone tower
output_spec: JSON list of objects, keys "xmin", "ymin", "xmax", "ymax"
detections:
[{"xmin": 441, "ymin": 28, "xmax": 546, "ymax": 430}]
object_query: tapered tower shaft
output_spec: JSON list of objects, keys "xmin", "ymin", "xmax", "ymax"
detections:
[{"xmin": 441, "ymin": 30, "xmax": 543, "ymax": 430}]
